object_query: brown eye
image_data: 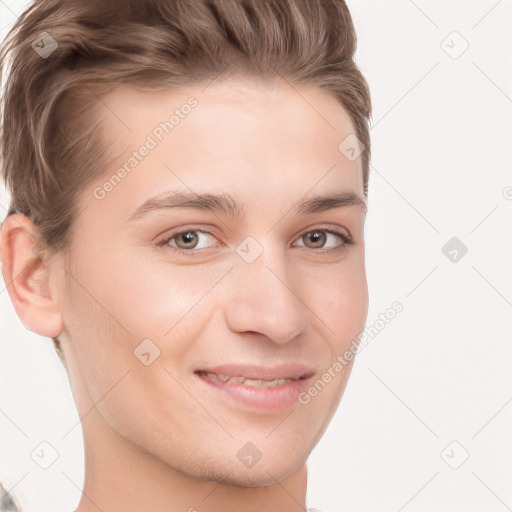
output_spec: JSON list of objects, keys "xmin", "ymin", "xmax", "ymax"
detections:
[
  {"xmin": 295, "ymin": 228, "xmax": 353, "ymax": 252},
  {"xmin": 302, "ymin": 230, "xmax": 327, "ymax": 249},
  {"xmin": 174, "ymin": 231, "xmax": 200, "ymax": 249},
  {"xmin": 156, "ymin": 229, "xmax": 216, "ymax": 252}
]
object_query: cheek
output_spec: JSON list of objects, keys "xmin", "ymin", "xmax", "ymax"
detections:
[
  {"xmin": 336, "ymin": 273, "xmax": 368, "ymax": 339},
  {"xmin": 301, "ymin": 258, "xmax": 368, "ymax": 347},
  {"xmin": 100, "ymin": 254, "xmax": 231, "ymax": 337}
]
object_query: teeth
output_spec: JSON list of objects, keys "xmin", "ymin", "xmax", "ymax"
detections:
[
  {"xmin": 202, "ymin": 372, "xmax": 295, "ymax": 387},
  {"xmin": 243, "ymin": 378, "xmax": 262, "ymax": 387}
]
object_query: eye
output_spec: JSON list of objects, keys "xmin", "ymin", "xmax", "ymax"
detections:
[
  {"xmin": 294, "ymin": 228, "xmax": 354, "ymax": 252},
  {"xmin": 156, "ymin": 226, "xmax": 354, "ymax": 255},
  {"xmin": 156, "ymin": 229, "xmax": 215, "ymax": 252}
]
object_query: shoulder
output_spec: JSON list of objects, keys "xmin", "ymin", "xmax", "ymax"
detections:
[{"xmin": 0, "ymin": 483, "xmax": 21, "ymax": 512}]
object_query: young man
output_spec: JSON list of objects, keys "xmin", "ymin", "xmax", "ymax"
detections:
[{"xmin": 0, "ymin": 0, "xmax": 372, "ymax": 510}]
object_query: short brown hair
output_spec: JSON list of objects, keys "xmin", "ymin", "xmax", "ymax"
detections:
[{"xmin": 0, "ymin": 0, "xmax": 372, "ymax": 364}]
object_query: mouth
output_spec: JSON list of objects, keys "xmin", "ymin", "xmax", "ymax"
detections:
[
  {"xmin": 194, "ymin": 364, "xmax": 314, "ymax": 414},
  {"xmin": 196, "ymin": 370, "xmax": 303, "ymax": 387}
]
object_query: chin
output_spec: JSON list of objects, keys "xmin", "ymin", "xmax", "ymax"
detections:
[
  {"xmin": 173, "ymin": 450, "xmax": 306, "ymax": 488},
  {"xmin": 199, "ymin": 465, "xmax": 298, "ymax": 488}
]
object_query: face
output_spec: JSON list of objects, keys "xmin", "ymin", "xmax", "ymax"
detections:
[{"xmin": 54, "ymin": 77, "xmax": 369, "ymax": 485}]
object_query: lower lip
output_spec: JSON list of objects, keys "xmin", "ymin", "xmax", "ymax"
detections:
[{"xmin": 196, "ymin": 372, "xmax": 312, "ymax": 414}]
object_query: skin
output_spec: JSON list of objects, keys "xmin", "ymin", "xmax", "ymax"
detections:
[{"xmin": 0, "ymin": 77, "xmax": 369, "ymax": 512}]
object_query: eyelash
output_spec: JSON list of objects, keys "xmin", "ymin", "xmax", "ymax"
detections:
[{"xmin": 155, "ymin": 226, "xmax": 355, "ymax": 256}]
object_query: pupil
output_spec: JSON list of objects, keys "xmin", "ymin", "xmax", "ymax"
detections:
[
  {"xmin": 180, "ymin": 232, "xmax": 197, "ymax": 247},
  {"xmin": 308, "ymin": 231, "xmax": 325, "ymax": 247}
]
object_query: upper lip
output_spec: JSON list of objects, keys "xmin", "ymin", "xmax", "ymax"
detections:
[{"xmin": 195, "ymin": 363, "xmax": 315, "ymax": 381}]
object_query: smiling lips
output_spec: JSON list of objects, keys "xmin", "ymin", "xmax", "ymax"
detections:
[
  {"xmin": 195, "ymin": 363, "xmax": 314, "ymax": 384},
  {"xmin": 195, "ymin": 363, "xmax": 315, "ymax": 413},
  {"xmin": 197, "ymin": 371, "xmax": 297, "ymax": 387}
]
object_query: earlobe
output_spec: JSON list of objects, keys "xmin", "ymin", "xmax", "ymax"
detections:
[{"xmin": 0, "ymin": 214, "xmax": 63, "ymax": 338}]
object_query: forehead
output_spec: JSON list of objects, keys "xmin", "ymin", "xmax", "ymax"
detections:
[
  {"xmin": 82, "ymin": 78, "xmax": 365, "ymax": 224},
  {"xmin": 99, "ymin": 77, "xmax": 359, "ymax": 163}
]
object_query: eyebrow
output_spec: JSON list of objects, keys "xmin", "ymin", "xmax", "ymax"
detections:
[{"xmin": 128, "ymin": 189, "xmax": 367, "ymax": 222}]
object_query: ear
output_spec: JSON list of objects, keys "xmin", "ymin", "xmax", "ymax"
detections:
[{"xmin": 0, "ymin": 214, "xmax": 63, "ymax": 338}]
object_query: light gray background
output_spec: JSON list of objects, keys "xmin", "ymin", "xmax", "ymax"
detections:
[{"xmin": 1, "ymin": 1, "xmax": 511, "ymax": 511}]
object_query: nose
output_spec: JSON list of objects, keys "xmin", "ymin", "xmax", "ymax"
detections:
[{"xmin": 223, "ymin": 247, "xmax": 310, "ymax": 345}]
